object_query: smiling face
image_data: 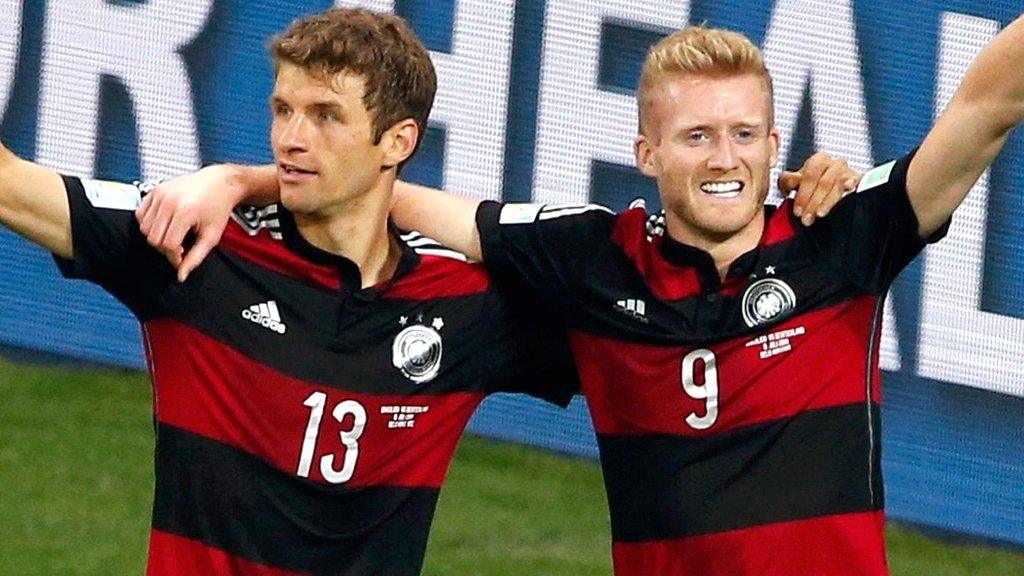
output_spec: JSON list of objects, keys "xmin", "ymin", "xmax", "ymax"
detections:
[
  {"xmin": 270, "ymin": 63, "xmax": 402, "ymax": 219},
  {"xmin": 635, "ymin": 72, "xmax": 779, "ymax": 245}
]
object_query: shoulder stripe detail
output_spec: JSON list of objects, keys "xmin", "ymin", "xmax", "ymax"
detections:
[
  {"xmin": 405, "ymin": 236, "xmax": 444, "ymax": 248},
  {"xmin": 231, "ymin": 204, "xmax": 283, "ymax": 238},
  {"xmin": 538, "ymin": 204, "xmax": 614, "ymax": 220},
  {"xmin": 413, "ymin": 247, "xmax": 469, "ymax": 262},
  {"xmin": 399, "ymin": 231, "xmax": 471, "ymax": 260}
]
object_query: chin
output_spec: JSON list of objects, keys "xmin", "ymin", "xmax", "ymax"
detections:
[{"xmin": 279, "ymin": 189, "xmax": 317, "ymax": 215}]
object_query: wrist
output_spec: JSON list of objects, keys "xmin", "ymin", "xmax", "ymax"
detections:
[{"xmin": 213, "ymin": 163, "xmax": 251, "ymax": 205}]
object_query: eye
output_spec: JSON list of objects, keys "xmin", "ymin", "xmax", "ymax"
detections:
[
  {"xmin": 687, "ymin": 131, "xmax": 709, "ymax": 144},
  {"xmin": 319, "ymin": 110, "xmax": 338, "ymax": 123},
  {"xmin": 273, "ymin": 103, "xmax": 291, "ymax": 118}
]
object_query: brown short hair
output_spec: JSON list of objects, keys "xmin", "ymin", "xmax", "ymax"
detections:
[
  {"xmin": 271, "ymin": 8, "xmax": 437, "ymax": 154},
  {"xmin": 638, "ymin": 26, "xmax": 774, "ymax": 134}
]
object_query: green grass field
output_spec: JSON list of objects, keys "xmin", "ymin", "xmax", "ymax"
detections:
[{"xmin": 1, "ymin": 359, "xmax": 1022, "ymax": 575}]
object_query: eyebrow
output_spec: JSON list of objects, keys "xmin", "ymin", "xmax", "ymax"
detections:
[
  {"xmin": 268, "ymin": 95, "xmax": 346, "ymax": 113},
  {"xmin": 678, "ymin": 120, "xmax": 766, "ymax": 133}
]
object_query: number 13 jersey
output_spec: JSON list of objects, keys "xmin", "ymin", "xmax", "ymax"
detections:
[
  {"xmin": 54, "ymin": 176, "xmax": 578, "ymax": 576},
  {"xmin": 476, "ymin": 153, "xmax": 945, "ymax": 576}
]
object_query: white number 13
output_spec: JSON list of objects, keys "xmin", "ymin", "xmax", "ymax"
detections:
[
  {"xmin": 296, "ymin": 392, "xmax": 367, "ymax": 484},
  {"xmin": 681, "ymin": 349, "xmax": 719, "ymax": 430}
]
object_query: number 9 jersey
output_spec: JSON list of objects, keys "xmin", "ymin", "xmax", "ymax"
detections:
[
  {"xmin": 475, "ymin": 151, "xmax": 947, "ymax": 576},
  {"xmin": 53, "ymin": 176, "xmax": 579, "ymax": 576}
]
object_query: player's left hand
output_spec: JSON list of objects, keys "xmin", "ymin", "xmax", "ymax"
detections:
[{"xmin": 778, "ymin": 151, "xmax": 861, "ymax": 226}]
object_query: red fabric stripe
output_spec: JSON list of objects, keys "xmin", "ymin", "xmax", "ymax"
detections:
[
  {"xmin": 387, "ymin": 254, "xmax": 490, "ymax": 298},
  {"xmin": 574, "ymin": 295, "xmax": 880, "ymax": 436},
  {"xmin": 145, "ymin": 320, "xmax": 483, "ymax": 488},
  {"xmin": 612, "ymin": 511, "xmax": 887, "ymax": 576},
  {"xmin": 762, "ymin": 199, "xmax": 798, "ymax": 246},
  {"xmin": 611, "ymin": 208, "xmax": 703, "ymax": 301},
  {"xmin": 220, "ymin": 221, "xmax": 342, "ymax": 291},
  {"xmin": 147, "ymin": 530, "xmax": 305, "ymax": 576}
]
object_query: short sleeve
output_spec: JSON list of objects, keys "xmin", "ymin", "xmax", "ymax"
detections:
[
  {"xmin": 53, "ymin": 175, "xmax": 175, "ymax": 318},
  {"xmin": 481, "ymin": 281, "xmax": 580, "ymax": 407},
  {"xmin": 806, "ymin": 151, "xmax": 949, "ymax": 294},
  {"xmin": 476, "ymin": 200, "xmax": 615, "ymax": 309}
]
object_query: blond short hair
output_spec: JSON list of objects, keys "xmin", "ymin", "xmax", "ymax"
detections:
[{"xmin": 638, "ymin": 26, "xmax": 774, "ymax": 134}]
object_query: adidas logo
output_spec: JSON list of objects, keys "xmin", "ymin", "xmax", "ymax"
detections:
[
  {"xmin": 241, "ymin": 300, "xmax": 287, "ymax": 334},
  {"xmin": 615, "ymin": 299, "xmax": 648, "ymax": 322}
]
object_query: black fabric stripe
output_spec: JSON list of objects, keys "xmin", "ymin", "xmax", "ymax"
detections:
[
  {"xmin": 152, "ymin": 424, "xmax": 439, "ymax": 576},
  {"xmin": 599, "ymin": 403, "xmax": 884, "ymax": 542},
  {"xmin": 156, "ymin": 250, "xmax": 578, "ymax": 404}
]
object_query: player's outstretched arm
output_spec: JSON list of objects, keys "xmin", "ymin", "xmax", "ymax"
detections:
[
  {"xmin": 136, "ymin": 163, "xmax": 277, "ymax": 282},
  {"xmin": 0, "ymin": 140, "xmax": 72, "ymax": 258},
  {"xmin": 391, "ymin": 181, "xmax": 483, "ymax": 261},
  {"xmin": 907, "ymin": 12, "xmax": 1024, "ymax": 237}
]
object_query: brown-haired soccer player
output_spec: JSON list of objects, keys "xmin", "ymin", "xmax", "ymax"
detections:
[{"xmin": 0, "ymin": 8, "xmax": 584, "ymax": 576}]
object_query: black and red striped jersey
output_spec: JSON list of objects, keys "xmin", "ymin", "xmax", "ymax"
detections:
[
  {"xmin": 476, "ymin": 153, "xmax": 944, "ymax": 576},
  {"xmin": 53, "ymin": 175, "xmax": 578, "ymax": 576}
]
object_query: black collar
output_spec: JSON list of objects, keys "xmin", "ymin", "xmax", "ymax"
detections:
[
  {"xmin": 276, "ymin": 205, "xmax": 419, "ymax": 293},
  {"xmin": 658, "ymin": 204, "xmax": 779, "ymax": 286}
]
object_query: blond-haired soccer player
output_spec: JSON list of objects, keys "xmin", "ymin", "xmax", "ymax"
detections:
[{"xmin": 404, "ymin": 19, "xmax": 1020, "ymax": 574}]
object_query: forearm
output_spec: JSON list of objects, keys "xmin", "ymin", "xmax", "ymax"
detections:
[
  {"xmin": 233, "ymin": 164, "xmax": 280, "ymax": 206},
  {"xmin": 392, "ymin": 181, "xmax": 483, "ymax": 261},
  {"xmin": 956, "ymin": 14, "xmax": 1024, "ymax": 132},
  {"xmin": 907, "ymin": 12, "xmax": 1024, "ymax": 237},
  {"xmin": 0, "ymin": 146, "xmax": 72, "ymax": 258}
]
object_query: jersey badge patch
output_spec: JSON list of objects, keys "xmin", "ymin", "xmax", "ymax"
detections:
[
  {"xmin": 856, "ymin": 160, "xmax": 897, "ymax": 193},
  {"xmin": 81, "ymin": 179, "xmax": 144, "ymax": 211},
  {"xmin": 741, "ymin": 278, "xmax": 797, "ymax": 328},
  {"xmin": 392, "ymin": 319, "xmax": 444, "ymax": 384}
]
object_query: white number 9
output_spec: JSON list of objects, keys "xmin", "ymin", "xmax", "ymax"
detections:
[{"xmin": 681, "ymin": 349, "xmax": 719, "ymax": 430}]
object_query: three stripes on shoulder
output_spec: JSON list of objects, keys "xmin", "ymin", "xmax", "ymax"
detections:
[
  {"xmin": 399, "ymin": 231, "xmax": 469, "ymax": 262},
  {"xmin": 230, "ymin": 204, "xmax": 470, "ymax": 262}
]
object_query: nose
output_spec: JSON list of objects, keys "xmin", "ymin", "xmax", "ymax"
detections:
[
  {"xmin": 274, "ymin": 114, "xmax": 309, "ymax": 154},
  {"xmin": 706, "ymin": 136, "xmax": 739, "ymax": 171}
]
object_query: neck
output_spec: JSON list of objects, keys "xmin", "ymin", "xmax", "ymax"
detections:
[
  {"xmin": 293, "ymin": 182, "xmax": 401, "ymax": 288},
  {"xmin": 664, "ymin": 210, "xmax": 766, "ymax": 280}
]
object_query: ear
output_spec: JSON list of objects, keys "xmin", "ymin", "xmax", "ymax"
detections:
[
  {"xmin": 635, "ymin": 134, "xmax": 658, "ymax": 178},
  {"xmin": 768, "ymin": 126, "xmax": 781, "ymax": 168},
  {"xmin": 380, "ymin": 118, "xmax": 420, "ymax": 170}
]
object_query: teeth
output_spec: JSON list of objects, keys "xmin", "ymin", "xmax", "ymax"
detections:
[{"xmin": 701, "ymin": 181, "xmax": 743, "ymax": 194}]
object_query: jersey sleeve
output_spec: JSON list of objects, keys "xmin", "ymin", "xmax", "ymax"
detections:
[
  {"xmin": 481, "ymin": 282, "xmax": 580, "ymax": 407},
  {"xmin": 475, "ymin": 200, "xmax": 616, "ymax": 311},
  {"xmin": 806, "ymin": 150, "xmax": 949, "ymax": 294},
  {"xmin": 52, "ymin": 175, "xmax": 175, "ymax": 318}
]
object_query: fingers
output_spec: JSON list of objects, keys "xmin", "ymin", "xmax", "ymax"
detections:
[
  {"xmin": 177, "ymin": 227, "xmax": 220, "ymax": 283},
  {"xmin": 800, "ymin": 161, "xmax": 847, "ymax": 226},
  {"xmin": 164, "ymin": 208, "xmax": 206, "ymax": 266},
  {"xmin": 144, "ymin": 193, "xmax": 177, "ymax": 254},
  {"xmin": 777, "ymin": 171, "xmax": 801, "ymax": 195},
  {"xmin": 792, "ymin": 152, "xmax": 830, "ymax": 221},
  {"xmin": 136, "ymin": 191, "xmax": 154, "ymax": 229},
  {"xmin": 137, "ymin": 191, "xmax": 160, "ymax": 238}
]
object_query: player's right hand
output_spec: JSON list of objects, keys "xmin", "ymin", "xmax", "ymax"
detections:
[{"xmin": 136, "ymin": 164, "xmax": 244, "ymax": 283}]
